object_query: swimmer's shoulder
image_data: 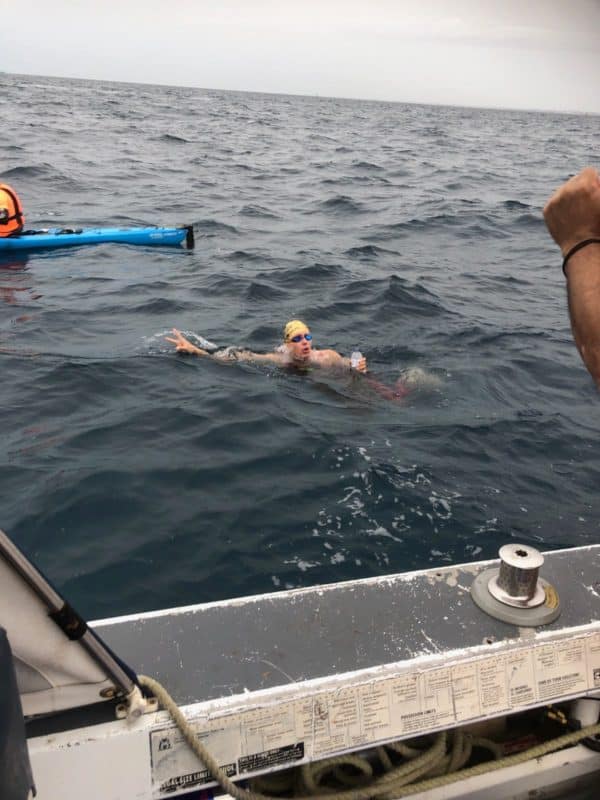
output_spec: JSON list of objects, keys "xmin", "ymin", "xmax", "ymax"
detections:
[{"xmin": 311, "ymin": 349, "xmax": 345, "ymax": 366}]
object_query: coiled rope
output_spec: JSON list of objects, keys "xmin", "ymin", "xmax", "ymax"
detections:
[{"xmin": 138, "ymin": 675, "xmax": 600, "ymax": 799}]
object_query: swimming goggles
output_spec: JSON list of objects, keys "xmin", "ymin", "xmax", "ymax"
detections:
[{"xmin": 290, "ymin": 333, "xmax": 312, "ymax": 342}]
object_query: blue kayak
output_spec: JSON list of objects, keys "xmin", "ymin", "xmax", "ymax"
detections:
[{"xmin": 0, "ymin": 225, "xmax": 194, "ymax": 252}]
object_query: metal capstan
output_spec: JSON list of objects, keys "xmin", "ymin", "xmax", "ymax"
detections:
[{"xmin": 471, "ymin": 543, "xmax": 561, "ymax": 626}]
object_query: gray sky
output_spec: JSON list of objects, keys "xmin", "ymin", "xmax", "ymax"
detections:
[{"xmin": 2, "ymin": 0, "xmax": 599, "ymax": 112}]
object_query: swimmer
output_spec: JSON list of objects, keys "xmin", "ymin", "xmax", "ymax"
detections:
[
  {"xmin": 166, "ymin": 319, "xmax": 368, "ymax": 373},
  {"xmin": 166, "ymin": 320, "xmax": 437, "ymax": 401}
]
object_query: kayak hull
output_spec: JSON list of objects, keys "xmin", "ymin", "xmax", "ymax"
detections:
[{"xmin": 0, "ymin": 225, "xmax": 194, "ymax": 252}]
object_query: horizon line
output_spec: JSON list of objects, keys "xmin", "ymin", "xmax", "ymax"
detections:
[{"xmin": 3, "ymin": 69, "xmax": 598, "ymax": 118}]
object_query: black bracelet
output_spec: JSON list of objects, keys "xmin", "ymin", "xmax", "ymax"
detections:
[{"xmin": 562, "ymin": 238, "xmax": 600, "ymax": 276}]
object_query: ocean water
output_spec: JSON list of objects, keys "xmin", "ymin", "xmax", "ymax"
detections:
[{"xmin": 1, "ymin": 73, "xmax": 598, "ymax": 621}]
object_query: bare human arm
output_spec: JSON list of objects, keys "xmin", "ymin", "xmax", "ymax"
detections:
[
  {"xmin": 313, "ymin": 349, "xmax": 367, "ymax": 373},
  {"xmin": 165, "ymin": 329, "xmax": 209, "ymax": 356},
  {"xmin": 543, "ymin": 167, "xmax": 600, "ymax": 385},
  {"xmin": 165, "ymin": 329, "xmax": 285, "ymax": 364},
  {"xmin": 233, "ymin": 351, "xmax": 286, "ymax": 365}
]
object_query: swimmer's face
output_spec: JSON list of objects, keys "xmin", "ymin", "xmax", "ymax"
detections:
[{"xmin": 287, "ymin": 328, "xmax": 313, "ymax": 361}]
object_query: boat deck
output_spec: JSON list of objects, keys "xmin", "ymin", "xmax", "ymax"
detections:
[{"xmin": 94, "ymin": 546, "xmax": 600, "ymax": 707}]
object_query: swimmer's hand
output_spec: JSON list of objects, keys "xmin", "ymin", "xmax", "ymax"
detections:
[
  {"xmin": 165, "ymin": 328, "xmax": 208, "ymax": 356},
  {"xmin": 351, "ymin": 356, "xmax": 367, "ymax": 373}
]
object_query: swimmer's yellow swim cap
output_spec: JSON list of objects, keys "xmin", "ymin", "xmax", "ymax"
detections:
[{"xmin": 284, "ymin": 319, "xmax": 309, "ymax": 341}]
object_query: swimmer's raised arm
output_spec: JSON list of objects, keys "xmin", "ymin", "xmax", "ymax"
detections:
[
  {"xmin": 165, "ymin": 329, "xmax": 285, "ymax": 364},
  {"xmin": 231, "ymin": 351, "xmax": 285, "ymax": 365},
  {"xmin": 165, "ymin": 329, "xmax": 210, "ymax": 356}
]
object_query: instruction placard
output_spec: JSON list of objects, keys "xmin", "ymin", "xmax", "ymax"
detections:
[{"xmin": 150, "ymin": 631, "xmax": 600, "ymax": 798}]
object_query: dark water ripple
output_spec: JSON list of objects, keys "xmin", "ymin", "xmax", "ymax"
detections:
[{"xmin": 1, "ymin": 73, "xmax": 599, "ymax": 620}]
